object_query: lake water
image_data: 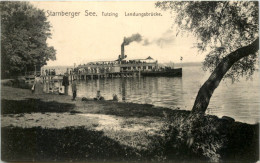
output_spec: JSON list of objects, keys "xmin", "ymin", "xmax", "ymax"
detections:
[{"xmin": 61, "ymin": 66, "xmax": 259, "ymax": 124}]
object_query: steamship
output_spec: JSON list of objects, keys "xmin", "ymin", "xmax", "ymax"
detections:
[{"xmin": 77, "ymin": 38, "xmax": 182, "ymax": 78}]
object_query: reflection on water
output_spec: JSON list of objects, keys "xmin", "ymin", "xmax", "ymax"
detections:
[{"xmin": 45, "ymin": 66, "xmax": 259, "ymax": 124}]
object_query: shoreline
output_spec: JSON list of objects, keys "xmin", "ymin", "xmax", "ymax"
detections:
[
  {"xmin": 1, "ymin": 85, "xmax": 189, "ymax": 132},
  {"xmin": 2, "ymin": 77, "xmax": 258, "ymax": 125}
]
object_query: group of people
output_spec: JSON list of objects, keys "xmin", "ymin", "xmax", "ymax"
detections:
[
  {"xmin": 32, "ymin": 74, "xmax": 105, "ymax": 101},
  {"xmin": 31, "ymin": 74, "xmax": 76, "ymax": 100}
]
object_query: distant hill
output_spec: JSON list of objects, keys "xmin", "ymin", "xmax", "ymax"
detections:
[{"xmin": 159, "ymin": 62, "xmax": 203, "ymax": 68}]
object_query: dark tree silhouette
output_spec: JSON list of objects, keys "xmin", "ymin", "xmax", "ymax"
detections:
[
  {"xmin": 1, "ymin": 2, "xmax": 56, "ymax": 78},
  {"xmin": 156, "ymin": 1, "xmax": 259, "ymax": 113}
]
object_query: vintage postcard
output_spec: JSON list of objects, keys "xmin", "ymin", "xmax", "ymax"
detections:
[{"xmin": 1, "ymin": 1, "xmax": 259, "ymax": 162}]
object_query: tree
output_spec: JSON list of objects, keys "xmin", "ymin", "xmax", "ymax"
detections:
[
  {"xmin": 1, "ymin": 1, "xmax": 56, "ymax": 78},
  {"xmin": 156, "ymin": 1, "xmax": 259, "ymax": 114}
]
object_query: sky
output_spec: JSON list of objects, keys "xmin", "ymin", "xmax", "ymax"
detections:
[{"xmin": 32, "ymin": 1, "xmax": 206, "ymax": 67}]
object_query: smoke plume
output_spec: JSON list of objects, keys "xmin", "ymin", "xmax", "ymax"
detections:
[
  {"xmin": 143, "ymin": 39, "xmax": 150, "ymax": 46},
  {"xmin": 142, "ymin": 30, "xmax": 175, "ymax": 48},
  {"xmin": 123, "ymin": 33, "xmax": 142, "ymax": 46},
  {"xmin": 122, "ymin": 30, "xmax": 175, "ymax": 48}
]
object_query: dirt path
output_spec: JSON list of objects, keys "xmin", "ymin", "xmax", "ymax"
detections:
[{"xmin": 2, "ymin": 112, "xmax": 164, "ymax": 134}]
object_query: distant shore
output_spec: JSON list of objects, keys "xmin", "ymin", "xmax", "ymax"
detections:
[{"xmin": 1, "ymin": 83, "xmax": 259, "ymax": 162}]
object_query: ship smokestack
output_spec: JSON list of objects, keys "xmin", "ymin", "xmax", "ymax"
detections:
[
  {"xmin": 120, "ymin": 34, "xmax": 142, "ymax": 60},
  {"xmin": 121, "ymin": 37, "xmax": 125, "ymax": 60}
]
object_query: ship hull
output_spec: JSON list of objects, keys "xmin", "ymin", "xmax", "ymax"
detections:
[{"xmin": 141, "ymin": 68, "xmax": 182, "ymax": 77}]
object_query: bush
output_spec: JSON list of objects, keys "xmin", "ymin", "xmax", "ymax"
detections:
[
  {"xmin": 162, "ymin": 113, "xmax": 227, "ymax": 162},
  {"xmin": 2, "ymin": 78, "xmax": 32, "ymax": 89}
]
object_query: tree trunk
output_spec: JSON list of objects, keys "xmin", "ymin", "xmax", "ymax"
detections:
[{"xmin": 192, "ymin": 38, "xmax": 259, "ymax": 114}]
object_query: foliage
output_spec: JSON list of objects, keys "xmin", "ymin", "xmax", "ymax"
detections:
[
  {"xmin": 1, "ymin": 1, "xmax": 56, "ymax": 78},
  {"xmin": 162, "ymin": 113, "xmax": 227, "ymax": 162},
  {"xmin": 156, "ymin": 1, "xmax": 259, "ymax": 80},
  {"xmin": 1, "ymin": 78, "xmax": 31, "ymax": 89},
  {"xmin": 160, "ymin": 111, "xmax": 259, "ymax": 162}
]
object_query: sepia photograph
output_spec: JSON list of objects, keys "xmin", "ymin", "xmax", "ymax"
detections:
[{"xmin": 1, "ymin": 1, "xmax": 259, "ymax": 162}]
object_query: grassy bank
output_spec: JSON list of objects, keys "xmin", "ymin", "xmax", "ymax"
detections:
[{"xmin": 1, "ymin": 85, "xmax": 259, "ymax": 162}]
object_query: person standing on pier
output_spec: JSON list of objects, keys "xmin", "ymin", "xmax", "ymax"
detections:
[
  {"xmin": 62, "ymin": 73, "xmax": 69, "ymax": 95},
  {"xmin": 71, "ymin": 79, "xmax": 77, "ymax": 101},
  {"xmin": 33, "ymin": 75, "xmax": 43, "ymax": 95}
]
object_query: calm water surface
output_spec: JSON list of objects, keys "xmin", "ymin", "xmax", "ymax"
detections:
[{"xmin": 64, "ymin": 66, "xmax": 259, "ymax": 124}]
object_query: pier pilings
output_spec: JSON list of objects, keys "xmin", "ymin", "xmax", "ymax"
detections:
[
  {"xmin": 41, "ymin": 71, "xmax": 142, "ymax": 82},
  {"xmin": 68, "ymin": 71, "xmax": 141, "ymax": 80}
]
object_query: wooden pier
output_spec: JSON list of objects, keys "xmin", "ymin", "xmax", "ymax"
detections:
[
  {"xmin": 25, "ymin": 66, "xmax": 181, "ymax": 84},
  {"xmin": 69, "ymin": 71, "xmax": 141, "ymax": 81}
]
